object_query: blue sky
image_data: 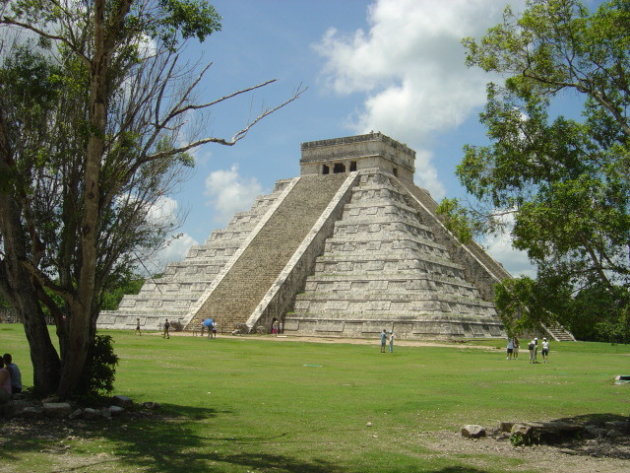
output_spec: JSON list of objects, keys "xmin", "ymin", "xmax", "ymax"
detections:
[{"xmin": 149, "ymin": 0, "xmax": 597, "ymax": 277}]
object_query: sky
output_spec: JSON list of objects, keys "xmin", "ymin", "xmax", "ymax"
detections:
[{"xmin": 148, "ymin": 0, "xmax": 588, "ymax": 277}]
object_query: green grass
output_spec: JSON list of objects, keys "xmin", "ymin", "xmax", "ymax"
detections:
[{"xmin": 1, "ymin": 324, "xmax": 629, "ymax": 473}]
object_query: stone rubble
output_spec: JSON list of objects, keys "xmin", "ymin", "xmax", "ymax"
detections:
[
  {"xmin": 0, "ymin": 394, "xmax": 158, "ymax": 421},
  {"xmin": 461, "ymin": 418, "xmax": 630, "ymax": 447}
]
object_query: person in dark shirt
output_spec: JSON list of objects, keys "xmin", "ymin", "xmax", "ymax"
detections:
[{"xmin": 3, "ymin": 353, "xmax": 21, "ymax": 394}]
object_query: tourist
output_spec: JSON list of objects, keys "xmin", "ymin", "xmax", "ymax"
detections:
[
  {"xmin": 380, "ymin": 329, "xmax": 388, "ymax": 353},
  {"xmin": 541, "ymin": 338, "xmax": 550, "ymax": 363},
  {"xmin": 135, "ymin": 318, "xmax": 141, "ymax": 335},
  {"xmin": 513, "ymin": 337, "xmax": 520, "ymax": 359},
  {"xmin": 0, "ymin": 356, "xmax": 12, "ymax": 403},
  {"xmin": 211, "ymin": 321, "xmax": 218, "ymax": 339},
  {"xmin": 506, "ymin": 337, "xmax": 514, "ymax": 360},
  {"xmin": 389, "ymin": 331, "xmax": 395, "ymax": 353},
  {"xmin": 203, "ymin": 318, "xmax": 214, "ymax": 338},
  {"xmin": 3, "ymin": 353, "xmax": 21, "ymax": 394},
  {"xmin": 163, "ymin": 318, "xmax": 170, "ymax": 339},
  {"xmin": 528, "ymin": 339, "xmax": 537, "ymax": 363}
]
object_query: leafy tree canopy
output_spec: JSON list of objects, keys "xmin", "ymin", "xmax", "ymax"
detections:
[
  {"xmin": 440, "ymin": 0, "xmax": 629, "ymax": 341},
  {"xmin": 0, "ymin": 0, "xmax": 302, "ymax": 398}
]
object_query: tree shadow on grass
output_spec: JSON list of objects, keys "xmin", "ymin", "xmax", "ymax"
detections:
[
  {"xmin": 0, "ymin": 402, "xmax": 508, "ymax": 473},
  {"xmin": 547, "ymin": 413, "xmax": 630, "ymax": 461},
  {"xmin": 0, "ymin": 403, "xmax": 217, "ymax": 470},
  {"xmin": 0, "ymin": 404, "xmax": 349, "ymax": 473},
  {"xmin": 101, "ymin": 406, "xmax": 347, "ymax": 473},
  {"xmin": 432, "ymin": 469, "xmax": 495, "ymax": 473}
]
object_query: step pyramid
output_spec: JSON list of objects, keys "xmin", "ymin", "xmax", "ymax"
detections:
[{"xmin": 98, "ymin": 132, "xmax": 510, "ymax": 339}]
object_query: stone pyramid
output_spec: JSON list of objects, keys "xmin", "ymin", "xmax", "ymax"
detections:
[{"xmin": 98, "ymin": 133, "xmax": 510, "ymax": 339}]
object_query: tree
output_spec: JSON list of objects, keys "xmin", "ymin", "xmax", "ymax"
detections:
[
  {"xmin": 440, "ymin": 0, "xmax": 629, "ymax": 339},
  {"xmin": 0, "ymin": 0, "xmax": 304, "ymax": 398}
]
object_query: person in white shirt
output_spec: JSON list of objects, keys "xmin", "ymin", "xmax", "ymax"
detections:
[
  {"xmin": 541, "ymin": 338, "xmax": 550, "ymax": 363},
  {"xmin": 506, "ymin": 338, "xmax": 515, "ymax": 360}
]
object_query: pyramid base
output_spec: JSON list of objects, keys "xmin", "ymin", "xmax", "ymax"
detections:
[{"xmin": 283, "ymin": 316, "xmax": 505, "ymax": 340}]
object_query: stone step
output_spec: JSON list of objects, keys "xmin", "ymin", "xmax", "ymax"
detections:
[
  {"xmin": 293, "ymin": 301, "xmax": 496, "ymax": 316},
  {"xmin": 301, "ymin": 272, "xmax": 479, "ymax": 286},
  {"xmin": 311, "ymin": 261, "xmax": 467, "ymax": 282},
  {"xmin": 287, "ymin": 312, "xmax": 498, "ymax": 323},
  {"xmin": 313, "ymin": 252, "xmax": 465, "ymax": 270},
  {"xmin": 283, "ymin": 317, "xmax": 504, "ymax": 338},
  {"xmin": 333, "ymin": 214, "xmax": 434, "ymax": 234},
  {"xmin": 542, "ymin": 323, "xmax": 576, "ymax": 341},
  {"xmin": 324, "ymin": 234, "xmax": 448, "ymax": 253},
  {"xmin": 184, "ymin": 247, "xmax": 238, "ymax": 259},
  {"xmin": 296, "ymin": 289, "xmax": 492, "ymax": 304}
]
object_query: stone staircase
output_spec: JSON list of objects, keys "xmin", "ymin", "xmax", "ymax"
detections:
[
  {"xmin": 187, "ymin": 174, "xmax": 347, "ymax": 332},
  {"xmin": 403, "ymin": 185, "xmax": 512, "ymax": 283},
  {"xmin": 542, "ymin": 323, "xmax": 576, "ymax": 342},
  {"xmin": 97, "ymin": 180, "xmax": 294, "ymax": 330},
  {"xmin": 285, "ymin": 171, "xmax": 504, "ymax": 339}
]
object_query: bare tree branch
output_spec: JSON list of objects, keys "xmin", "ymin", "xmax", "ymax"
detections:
[
  {"xmin": 143, "ymin": 84, "xmax": 307, "ymax": 163},
  {"xmin": 0, "ymin": 16, "xmax": 90, "ymax": 64}
]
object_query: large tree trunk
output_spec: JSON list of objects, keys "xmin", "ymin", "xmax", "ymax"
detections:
[
  {"xmin": 56, "ymin": 302, "xmax": 91, "ymax": 399},
  {"xmin": 0, "ymin": 107, "xmax": 60, "ymax": 395},
  {"xmin": 0, "ymin": 197, "xmax": 61, "ymax": 395},
  {"xmin": 56, "ymin": 0, "xmax": 109, "ymax": 399},
  {"xmin": 0, "ymin": 260, "xmax": 60, "ymax": 395},
  {"xmin": 19, "ymin": 293, "xmax": 61, "ymax": 395}
]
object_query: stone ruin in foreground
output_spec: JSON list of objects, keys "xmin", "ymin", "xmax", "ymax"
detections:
[{"xmin": 98, "ymin": 133, "xmax": 512, "ymax": 339}]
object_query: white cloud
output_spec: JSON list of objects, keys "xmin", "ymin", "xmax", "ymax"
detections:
[
  {"xmin": 480, "ymin": 212, "xmax": 535, "ymax": 278},
  {"xmin": 137, "ymin": 33, "xmax": 157, "ymax": 59},
  {"xmin": 145, "ymin": 196, "xmax": 179, "ymax": 228},
  {"xmin": 483, "ymin": 231, "xmax": 535, "ymax": 278},
  {"xmin": 316, "ymin": 0, "xmax": 525, "ymax": 198},
  {"xmin": 204, "ymin": 165, "xmax": 263, "ymax": 225}
]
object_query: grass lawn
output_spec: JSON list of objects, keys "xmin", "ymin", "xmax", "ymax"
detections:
[{"xmin": 1, "ymin": 324, "xmax": 629, "ymax": 473}]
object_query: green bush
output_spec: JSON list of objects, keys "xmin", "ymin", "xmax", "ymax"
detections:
[{"xmin": 77, "ymin": 334, "xmax": 119, "ymax": 396}]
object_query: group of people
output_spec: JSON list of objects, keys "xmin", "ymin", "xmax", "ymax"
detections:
[
  {"xmin": 506, "ymin": 337, "xmax": 520, "ymax": 359},
  {"xmin": 507, "ymin": 336, "xmax": 550, "ymax": 363},
  {"xmin": 379, "ymin": 329, "xmax": 395, "ymax": 353},
  {"xmin": 202, "ymin": 319, "xmax": 218, "ymax": 339},
  {"xmin": 0, "ymin": 353, "xmax": 22, "ymax": 403},
  {"xmin": 135, "ymin": 318, "xmax": 218, "ymax": 338},
  {"xmin": 528, "ymin": 337, "xmax": 550, "ymax": 363}
]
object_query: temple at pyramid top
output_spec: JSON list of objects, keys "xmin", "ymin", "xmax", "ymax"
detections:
[{"xmin": 300, "ymin": 132, "xmax": 415, "ymax": 182}]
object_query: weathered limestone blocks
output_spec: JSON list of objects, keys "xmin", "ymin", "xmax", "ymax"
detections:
[
  {"xmin": 97, "ymin": 184, "xmax": 288, "ymax": 330},
  {"xmin": 99, "ymin": 133, "xmax": 508, "ymax": 340},
  {"xmin": 287, "ymin": 166, "xmax": 503, "ymax": 339},
  {"xmin": 283, "ymin": 317, "xmax": 503, "ymax": 338},
  {"xmin": 187, "ymin": 174, "xmax": 348, "ymax": 332}
]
